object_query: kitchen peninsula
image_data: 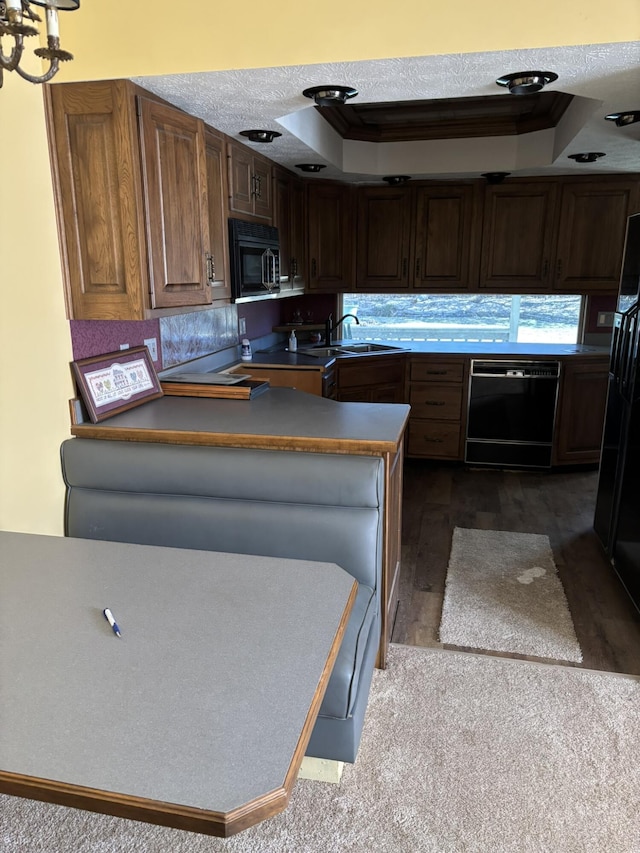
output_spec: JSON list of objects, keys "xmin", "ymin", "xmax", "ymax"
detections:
[{"xmin": 69, "ymin": 388, "xmax": 410, "ymax": 668}]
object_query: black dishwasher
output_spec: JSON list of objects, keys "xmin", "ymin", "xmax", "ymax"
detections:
[{"xmin": 466, "ymin": 360, "xmax": 561, "ymax": 468}]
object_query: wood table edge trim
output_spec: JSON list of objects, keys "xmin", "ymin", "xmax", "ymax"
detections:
[
  {"xmin": 69, "ymin": 423, "xmax": 406, "ymax": 455},
  {"xmin": 0, "ymin": 580, "xmax": 357, "ymax": 839}
]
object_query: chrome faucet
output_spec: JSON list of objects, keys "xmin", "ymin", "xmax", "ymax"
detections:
[{"xmin": 324, "ymin": 313, "xmax": 360, "ymax": 345}]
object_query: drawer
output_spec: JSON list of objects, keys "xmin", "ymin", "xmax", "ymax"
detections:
[
  {"xmin": 408, "ymin": 421, "xmax": 461, "ymax": 458},
  {"xmin": 409, "ymin": 384, "xmax": 463, "ymax": 420},
  {"xmin": 337, "ymin": 360, "xmax": 405, "ymax": 389},
  {"xmin": 410, "ymin": 360, "xmax": 464, "ymax": 383}
]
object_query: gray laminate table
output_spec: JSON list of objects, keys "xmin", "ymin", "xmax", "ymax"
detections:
[{"xmin": 0, "ymin": 531, "xmax": 356, "ymax": 836}]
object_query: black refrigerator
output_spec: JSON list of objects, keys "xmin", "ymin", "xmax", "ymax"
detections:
[{"xmin": 594, "ymin": 212, "xmax": 640, "ymax": 613}]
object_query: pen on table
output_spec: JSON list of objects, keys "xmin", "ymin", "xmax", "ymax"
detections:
[{"xmin": 103, "ymin": 608, "xmax": 121, "ymax": 638}]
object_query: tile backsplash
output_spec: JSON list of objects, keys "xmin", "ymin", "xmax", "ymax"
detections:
[
  {"xmin": 160, "ymin": 305, "xmax": 238, "ymax": 368},
  {"xmin": 70, "ymin": 305, "xmax": 239, "ymax": 371}
]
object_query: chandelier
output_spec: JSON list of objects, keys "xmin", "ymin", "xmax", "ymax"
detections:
[{"xmin": 0, "ymin": 0, "xmax": 79, "ymax": 88}]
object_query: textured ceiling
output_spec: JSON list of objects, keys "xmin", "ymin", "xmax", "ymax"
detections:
[{"xmin": 132, "ymin": 41, "xmax": 640, "ymax": 183}]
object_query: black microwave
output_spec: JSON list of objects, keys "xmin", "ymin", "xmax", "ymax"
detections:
[{"xmin": 229, "ymin": 218, "xmax": 281, "ymax": 302}]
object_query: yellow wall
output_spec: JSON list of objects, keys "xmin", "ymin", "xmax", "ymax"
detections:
[
  {"xmin": 1, "ymin": 0, "xmax": 638, "ymax": 534},
  {"xmin": 58, "ymin": 0, "xmax": 640, "ymax": 80}
]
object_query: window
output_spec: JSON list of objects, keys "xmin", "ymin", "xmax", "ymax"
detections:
[{"xmin": 340, "ymin": 294, "xmax": 583, "ymax": 344}]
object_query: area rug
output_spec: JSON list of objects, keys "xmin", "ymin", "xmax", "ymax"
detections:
[
  {"xmin": 439, "ymin": 527, "xmax": 583, "ymax": 662},
  {"xmin": 2, "ymin": 644, "xmax": 639, "ymax": 853}
]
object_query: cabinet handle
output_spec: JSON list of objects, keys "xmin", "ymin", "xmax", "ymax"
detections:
[
  {"xmin": 291, "ymin": 257, "xmax": 298, "ymax": 278},
  {"xmin": 402, "ymin": 257, "xmax": 408, "ymax": 278},
  {"xmin": 425, "ymin": 400, "xmax": 446, "ymax": 406},
  {"xmin": 206, "ymin": 253, "xmax": 215, "ymax": 284},
  {"xmin": 425, "ymin": 370, "xmax": 447, "ymax": 375},
  {"xmin": 556, "ymin": 258, "xmax": 563, "ymax": 280},
  {"xmin": 252, "ymin": 174, "xmax": 262, "ymax": 199},
  {"xmin": 542, "ymin": 259, "xmax": 549, "ymax": 278},
  {"xmin": 425, "ymin": 437, "xmax": 444, "ymax": 443},
  {"xmin": 415, "ymin": 257, "xmax": 421, "ymax": 278},
  {"xmin": 311, "ymin": 258, "xmax": 317, "ymax": 278}
]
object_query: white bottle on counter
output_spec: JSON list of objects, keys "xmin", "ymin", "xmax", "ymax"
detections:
[
  {"xmin": 241, "ymin": 338, "xmax": 252, "ymax": 361},
  {"xmin": 288, "ymin": 330, "xmax": 297, "ymax": 352}
]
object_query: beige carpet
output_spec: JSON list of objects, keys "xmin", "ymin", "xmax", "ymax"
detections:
[
  {"xmin": 3, "ymin": 644, "xmax": 639, "ymax": 852},
  {"xmin": 439, "ymin": 528, "xmax": 583, "ymax": 662}
]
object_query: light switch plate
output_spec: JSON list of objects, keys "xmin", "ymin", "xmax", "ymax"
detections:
[
  {"xmin": 597, "ymin": 311, "xmax": 614, "ymax": 327},
  {"xmin": 144, "ymin": 337, "xmax": 158, "ymax": 361}
]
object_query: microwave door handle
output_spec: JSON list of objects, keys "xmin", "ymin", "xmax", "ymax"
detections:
[{"xmin": 261, "ymin": 249, "xmax": 268, "ymax": 289}]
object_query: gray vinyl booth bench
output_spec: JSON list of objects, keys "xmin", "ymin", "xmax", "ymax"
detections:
[{"xmin": 62, "ymin": 438, "xmax": 384, "ymax": 763}]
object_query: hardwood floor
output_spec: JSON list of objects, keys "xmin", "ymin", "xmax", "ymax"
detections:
[{"xmin": 393, "ymin": 460, "xmax": 640, "ymax": 675}]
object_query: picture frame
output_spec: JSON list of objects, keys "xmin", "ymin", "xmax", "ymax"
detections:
[{"xmin": 71, "ymin": 346, "xmax": 163, "ymax": 423}]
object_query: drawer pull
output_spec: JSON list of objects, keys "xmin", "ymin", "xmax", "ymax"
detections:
[
  {"xmin": 425, "ymin": 438, "xmax": 444, "ymax": 443},
  {"xmin": 425, "ymin": 400, "xmax": 446, "ymax": 406},
  {"xmin": 425, "ymin": 370, "xmax": 447, "ymax": 375}
]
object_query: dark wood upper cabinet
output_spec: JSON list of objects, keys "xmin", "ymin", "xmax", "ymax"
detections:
[
  {"xmin": 307, "ymin": 181, "xmax": 354, "ymax": 290},
  {"xmin": 227, "ymin": 141, "xmax": 273, "ymax": 222},
  {"xmin": 554, "ymin": 179, "xmax": 639, "ymax": 292},
  {"xmin": 45, "ymin": 80, "xmax": 149, "ymax": 320},
  {"xmin": 204, "ymin": 127, "xmax": 231, "ymax": 303},
  {"xmin": 138, "ymin": 97, "xmax": 212, "ymax": 309},
  {"xmin": 273, "ymin": 167, "xmax": 306, "ymax": 292},
  {"xmin": 479, "ymin": 181, "xmax": 559, "ymax": 290},
  {"xmin": 356, "ymin": 187, "xmax": 413, "ymax": 289},
  {"xmin": 414, "ymin": 183, "xmax": 480, "ymax": 290},
  {"xmin": 46, "ymin": 80, "xmax": 224, "ymax": 319}
]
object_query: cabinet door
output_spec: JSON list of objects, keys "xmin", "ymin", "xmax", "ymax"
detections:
[
  {"xmin": 227, "ymin": 142, "xmax": 272, "ymax": 222},
  {"xmin": 480, "ymin": 182, "xmax": 558, "ymax": 290},
  {"xmin": 138, "ymin": 97, "xmax": 211, "ymax": 309},
  {"xmin": 227, "ymin": 141, "xmax": 254, "ymax": 217},
  {"xmin": 553, "ymin": 358, "xmax": 609, "ymax": 464},
  {"xmin": 554, "ymin": 180, "xmax": 637, "ymax": 292},
  {"xmin": 307, "ymin": 182, "xmax": 354, "ymax": 290},
  {"xmin": 251, "ymin": 154, "xmax": 273, "ymax": 221},
  {"xmin": 273, "ymin": 167, "xmax": 305, "ymax": 292},
  {"xmin": 335, "ymin": 356, "xmax": 405, "ymax": 402},
  {"xmin": 355, "ymin": 187, "xmax": 412, "ymax": 289},
  {"xmin": 204, "ymin": 128, "xmax": 231, "ymax": 302},
  {"xmin": 45, "ymin": 80, "xmax": 148, "ymax": 320},
  {"xmin": 414, "ymin": 183, "xmax": 480, "ymax": 290},
  {"xmin": 290, "ymin": 178, "xmax": 307, "ymax": 290}
]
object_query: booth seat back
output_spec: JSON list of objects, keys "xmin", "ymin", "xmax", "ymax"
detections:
[{"xmin": 61, "ymin": 439, "xmax": 384, "ymax": 593}]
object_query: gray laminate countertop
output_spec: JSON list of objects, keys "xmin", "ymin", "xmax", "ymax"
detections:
[{"xmin": 71, "ymin": 387, "xmax": 411, "ymax": 454}]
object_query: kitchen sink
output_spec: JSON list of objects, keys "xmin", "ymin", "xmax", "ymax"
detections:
[
  {"xmin": 300, "ymin": 347, "xmax": 346, "ymax": 358},
  {"xmin": 301, "ymin": 342, "xmax": 407, "ymax": 358},
  {"xmin": 339, "ymin": 343, "xmax": 406, "ymax": 353}
]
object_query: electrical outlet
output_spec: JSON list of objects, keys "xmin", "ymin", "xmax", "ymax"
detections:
[
  {"xmin": 144, "ymin": 337, "xmax": 158, "ymax": 361},
  {"xmin": 238, "ymin": 317, "xmax": 247, "ymax": 336},
  {"xmin": 597, "ymin": 311, "xmax": 614, "ymax": 328},
  {"xmin": 119, "ymin": 343, "xmax": 129, "ymax": 350}
]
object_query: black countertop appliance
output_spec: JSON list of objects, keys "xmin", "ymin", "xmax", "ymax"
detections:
[{"xmin": 594, "ymin": 212, "xmax": 640, "ymax": 613}]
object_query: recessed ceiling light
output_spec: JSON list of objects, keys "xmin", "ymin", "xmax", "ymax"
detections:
[
  {"xmin": 239, "ymin": 129, "xmax": 282, "ymax": 143},
  {"xmin": 568, "ymin": 152, "xmax": 606, "ymax": 163},
  {"xmin": 382, "ymin": 175, "xmax": 411, "ymax": 185},
  {"xmin": 295, "ymin": 164, "xmax": 327, "ymax": 173},
  {"xmin": 495, "ymin": 71, "xmax": 558, "ymax": 95},
  {"xmin": 605, "ymin": 111, "xmax": 640, "ymax": 127},
  {"xmin": 481, "ymin": 172, "xmax": 511, "ymax": 184},
  {"xmin": 302, "ymin": 85, "xmax": 358, "ymax": 107}
]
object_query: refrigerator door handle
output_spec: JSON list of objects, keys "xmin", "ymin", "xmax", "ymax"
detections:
[{"xmin": 620, "ymin": 306, "xmax": 639, "ymax": 402}]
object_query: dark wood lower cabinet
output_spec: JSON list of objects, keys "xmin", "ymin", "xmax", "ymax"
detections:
[
  {"xmin": 335, "ymin": 355, "xmax": 405, "ymax": 403},
  {"xmin": 553, "ymin": 356, "xmax": 609, "ymax": 465},
  {"xmin": 406, "ymin": 356, "xmax": 468, "ymax": 461}
]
